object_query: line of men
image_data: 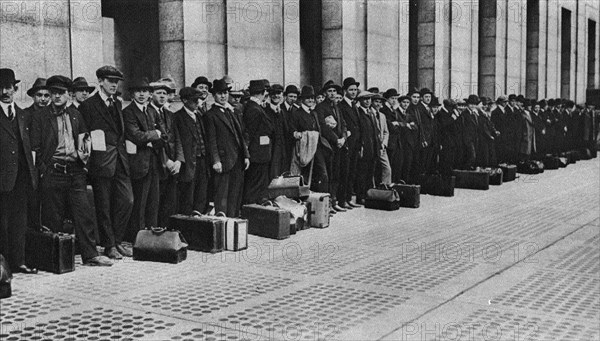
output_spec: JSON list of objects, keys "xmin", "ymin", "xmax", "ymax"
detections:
[{"xmin": 1, "ymin": 65, "xmax": 597, "ymax": 273}]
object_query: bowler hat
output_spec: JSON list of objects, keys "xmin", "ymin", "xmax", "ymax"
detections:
[
  {"xmin": 179, "ymin": 87, "xmax": 202, "ymax": 100},
  {"xmin": 516, "ymin": 95, "xmax": 526, "ymax": 103},
  {"xmin": 398, "ymin": 95, "xmax": 410, "ymax": 102},
  {"xmin": 357, "ymin": 91, "xmax": 375, "ymax": 100},
  {"xmin": 407, "ymin": 88, "xmax": 420, "ymax": 96},
  {"xmin": 443, "ymin": 99, "xmax": 456, "ymax": 108},
  {"xmin": 71, "ymin": 77, "xmax": 95, "ymax": 93},
  {"xmin": 538, "ymin": 99, "xmax": 547, "ymax": 107},
  {"xmin": 508, "ymin": 94, "xmax": 517, "ymax": 101},
  {"xmin": 261, "ymin": 79, "xmax": 271, "ymax": 90},
  {"xmin": 128, "ymin": 78, "xmax": 153, "ymax": 92},
  {"xmin": 248, "ymin": 80, "xmax": 267, "ymax": 94},
  {"xmin": 269, "ymin": 84, "xmax": 284, "ymax": 95},
  {"xmin": 430, "ymin": 96, "xmax": 441, "ymax": 107},
  {"xmin": 284, "ymin": 85, "xmax": 300, "ymax": 96},
  {"xmin": 299, "ymin": 85, "xmax": 316, "ymax": 99},
  {"xmin": 321, "ymin": 80, "xmax": 342, "ymax": 93},
  {"xmin": 96, "ymin": 65, "xmax": 124, "ymax": 81},
  {"xmin": 383, "ymin": 88, "xmax": 400, "ymax": 99},
  {"xmin": 466, "ymin": 94, "xmax": 481, "ymax": 105},
  {"xmin": 27, "ymin": 78, "xmax": 48, "ymax": 97},
  {"xmin": 342, "ymin": 77, "xmax": 360, "ymax": 90},
  {"xmin": 0, "ymin": 68, "xmax": 20, "ymax": 87},
  {"xmin": 420, "ymin": 88, "xmax": 433, "ymax": 96},
  {"xmin": 191, "ymin": 76, "xmax": 212, "ymax": 89},
  {"xmin": 46, "ymin": 75, "xmax": 73, "ymax": 92},
  {"xmin": 210, "ymin": 78, "xmax": 231, "ymax": 94}
]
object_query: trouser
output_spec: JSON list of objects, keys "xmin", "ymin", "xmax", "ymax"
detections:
[
  {"xmin": 375, "ymin": 148, "xmax": 392, "ymax": 185},
  {"xmin": 356, "ymin": 154, "xmax": 376, "ymax": 201},
  {"xmin": 214, "ymin": 156, "xmax": 245, "ymax": 217},
  {"xmin": 336, "ymin": 146, "xmax": 350, "ymax": 204},
  {"xmin": 91, "ymin": 160, "xmax": 134, "ymax": 249},
  {"xmin": 343, "ymin": 141, "xmax": 360, "ymax": 203},
  {"xmin": 41, "ymin": 166, "xmax": 99, "ymax": 261},
  {"xmin": 328, "ymin": 147, "xmax": 342, "ymax": 205},
  {"xmin": 303, "ymin": 147, "xmax": 329, "ymax": 194},
  {"xmin": 158, "ymin": 175, "xmax": 178, "ymax": 227},
  {"xmin": 0, "ymin": 167, "xmax": 30, "ymax": 268},
  {"xmin": 402, "ymin": 144, "xmax": 414, "ymax": 184},
  {"xmin": 243, "ymin": 162, "xmax": 270, "ymax": 205},
  {"xmin": 179, "ymin": 156, "xmax": 210, "ymax": 215},
  {"xmin": 127, "ymin": 155, "xmax": 160, "ymax": 242},
  {"xmin": 388, "ymin": 146, "xmax": 404, "ymax": 184}
]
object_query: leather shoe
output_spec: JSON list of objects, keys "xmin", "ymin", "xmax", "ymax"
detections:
[
  {"xmin": 84, "ymin": 255, "xmax": 113, "ymax": 267},
  {"xmin": 340, "ymin": 203, "xmax": 353, "ymax": 210},
  {"xmin": 116, "ymin": 244, "xmax": 133, "ymax": 257},
  {"xmin": 329, "ymin": 209, "xmax": 337, "ymax": 215},
  {"xmin": 348, "ymin": 201, "xmax": 363, "ymax": 208},
  {"xmin": 333, "ymin": 205, "xmax": 347, "ymax": 212},
  {"xmin": 15, "ymin": 265, "xmax": 38, "ymax": 274},
  {"xmin": 104, "ymin": 247, "xmax": 123, "ymax": 260}
]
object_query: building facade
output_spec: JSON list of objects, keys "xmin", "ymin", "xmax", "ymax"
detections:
[{"xmin": 1, "ymin": 0, "xmax": 598, "ymax": 106}]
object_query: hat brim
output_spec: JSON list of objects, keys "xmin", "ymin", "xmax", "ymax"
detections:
[
  {"xmin": 210, "ymin": 87, "xmax": 231, "ymax": 94},
  {"xmin": 343, "ymin": 81, "xmax": 360, "ymax": 90},
  {"xmin": 72, "ymin": 86, "xmax": 95, "ymax": 93},
  {"xmin": 27, "ymin": 86, "xmax": 49, "ymax": 97},
  {"xmin": 129, "ymin": 86, "xmax": 154, "ymax": 92},
  {"xmin": 152, "ymin": 85, "xmax": 172, "ymax": 92},
  {"xmin": 48, "ymin": 86, "xmax": 69, "ymax": 92},
  {"xmin": 103, "ymin": 75, "xmax": 124, "ymax": 81}
]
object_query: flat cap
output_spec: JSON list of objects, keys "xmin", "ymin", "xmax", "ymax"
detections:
[
  {"xmin": 96, "ymin": 65, "xmax": 124, "ymax": 81},
  {"xmin": 46, "ymin": 75, "xmax": 72, "ymax": 92}
]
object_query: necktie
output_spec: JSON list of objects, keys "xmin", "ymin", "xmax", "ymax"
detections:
[{"xmin": 7, "ymin": 105, "xmax": 14, "ymax": 121}]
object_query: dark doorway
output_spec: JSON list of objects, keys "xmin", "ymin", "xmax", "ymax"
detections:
[
  {"xmin": 561, "ymin": 8, "xmax": 572, "ymax": 99},
  {"xmin": 300, "ymin": 0, "xmax": 322, "ymax": 89},
  {"xmin": 526, "ymin": 0, "xmax": 539, "ymax": 98},
  {"xmin": 588, "ymin": 20, "xmax": 597, "ymax": 89},
  {"xmin": 408, "ymin": 0, "xmax": 418, "ymax": 90}
]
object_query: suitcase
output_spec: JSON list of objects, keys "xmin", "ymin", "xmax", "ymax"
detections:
[
  {"xmin": 579, "ymin": 148, "xmax": 593, "ymax": 160},
  {"xmin": 364, "ymin": 187, "xmax": 401, "ymax": 211},
  {"xmin": 273, "ymin": 196, "xmax": 309, "ymax": 233},
  {"xmin": 453, "ymin": 169, "xmax": 490, "ymax": 190},
  {"xmin": 483, "ymin": 168, "xmax": 504, "ymax": 185},
  {"xmin": 133, "ymin": 227, "xmax": 188, "ymax": 264},
  {"xmin": 168, "ymin": 215, "xmax": 225, "ymax": 253},
  {"xmin": 241, "ymin": 204, "xmax": 291, "ymax": 240},
  {"xmin": 419, "ymin": 174, "xmax": 455, "ymax": 197},
  {"xmin": 212, "ymin": 213, "xmax": 248, "ymax": 252},
  {"xmin": 542, "ymin": 155, "xmax": 560, "ymax": 170},
  {"xmin": 517, "ymin": 160, "xmax": 544, "ymax": 174},
  {"xmin": 266, "ymin": 173, "xmax": 310, "ymax": 200},
  {"xmin": 499, "ymin": 164, "xmax": 517, "ymax": 182},
  {"xmin": 390, "ymin": 182, "xmax": 420, "ymax": 208},
  {"xmin": 306, "ymin": 192, "xmax": 330, "ymax": 228},
  {"xmin": 25, "ymin": 227, "xmax": 75, "ymax": 274},
  {"xmin": 562, "ymin": 151, "xmax": 577, "ymax": 164},
  {"xmin": 0, "ymin": 255, "xmax": 12, "ymax": 299}
]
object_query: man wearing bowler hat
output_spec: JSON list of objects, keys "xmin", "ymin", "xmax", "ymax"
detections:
[
  {"xmin": 0, "ymin": 68, "xmax": 38, "ymax": 273},
  {"xmin": 192, "ymin": 76, "xmax": 212, "ymax": 114},
  {"xmin": 205, "ymin": 79, "xmax": 250, "ymax": 217},
  {"xmin": 337, "ymin": 77, "xmax": 362, "ymax": 209},
  {"xmin": 70, "ymin": 77, "xmax": 95, "ymax": 109},
  {"xmin": 461, "ymin": 95, "xmax": 481, "ymax": 169},
  {"xmin": 491, "ymin": 95, "xmax": 509, "ymax": 163},
  {"xmin": 411, "ymin": 87, "xmax": 436, "ymax": 176},
  {"xmin": 243, "ymin": 80, "xmax": 275, "ymax": 204},
  {"xmin": 30, "ymin": 75, "xmax": 112, "ymax": 266},
  {"xmin": 79, "ymin": 65, "xmax": 134, "ymax": 259},
  {"xmin": 266, "ymin": 84, "xmax": 291, "ymax": 178},
  {"xmin": 355, "ymin": 91, "xmax": 379, "ymax": 203}
]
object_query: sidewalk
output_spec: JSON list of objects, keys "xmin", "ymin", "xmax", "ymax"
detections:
[{"xmin": 1, "ymin": 159, "xmax": 598, "ymax": 341}]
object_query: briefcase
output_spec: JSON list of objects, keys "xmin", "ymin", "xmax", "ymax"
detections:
[
  {"xmin": 266, "ymin": 173, "xmax": 310, "ymax": 200},
  {"xmin": 306, "ymin": 192, "xmax": 330, "ymax": 228},
  {"xmin": 212, "ymin": 213, "xmax": 248, "ymax": 252},
  {"xmin": 499, "ymin": 164, "xmax": 517, "ymax": 182},
  {"xmin": 168, "ymin": 214, "xmax": 225, "ymax": 253},
  {"xmin": 542, "ymin": 155, "xmax": 560, "ymax": 170},
  {"xmin": 133, "ymin": 227, "xmax": 187, "ymax": 264},
  {"xmin": 274, "ymin": 196, "xmax": 309, "ymax": 233},
  {"xmin": 0, "ymin": 254, "xmax": 12, "ymax": 299},
  {"xmin": 241, "ymin": 204, "xmax": 291, "ymax": 240},
  {"xmin": 419, "ymin": 174, "xmax": 455, "ymax": 197},
  {"xmin": 25, "ymin": 227, "xmax": 75, "ymax": 274},
  {"xmin": 390, "ymin": 182, "xmax": 420, "ymax": 208},
  {"xmin": 562, "ymin": 151, "xmax": 577, "ymax": 164},
  {"xmin": 453, "ymin": 169, "xmax": 490, "ymax": 190},
  {"xmin": 364, "ymin": 187, "xmax": 401, "ymax": 211},
  {"xmin": 483, "ymin": 168, "xmax": 503, "ymax": 185}
]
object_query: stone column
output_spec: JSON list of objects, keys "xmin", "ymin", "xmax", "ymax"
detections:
[
  {"xmin": 283, "ymin": 0, "xmax": 301, "ymax": 87},
  {"xmin": 366, "ymin": 0, "xmax": 400, "ymax": 90},
  {"xmin": 70, "ymin": 0, "xmax": 103, "ymax": 81},
  {"xmin": 448, "ymin": 0, "xmax": 479, "ymax": 98}
]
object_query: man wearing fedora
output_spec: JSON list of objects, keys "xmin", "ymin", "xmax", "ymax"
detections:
[
  {"xmin": 25, "ymin": 78, "xmax": 51, "ymax": 114},
  {"xmin": 381, "ymin": 88, "xmax": 404, "ymax": 183},
  {"xmin": 0, "ymin": 68, "xmax": 38, "ymax": 273},
  {"xmin": 31, "ymin": 75, "xmax": 112, "ymax": 266},
  {"xmin": 174, "ymin": 87, "xmax": 211, "ymax": 215},
  {"xmin": 79, "ymin": 65, "xmax": 134, "ymax": 259},
  {"xmin": 355, "ymin": 91, "xmax": 379, "ymax": 203},
  {"xmin": 123, "ymin": 79, "xmax": 165, "ymax": 240},
  {"xmin": 205, "ymin": 79, "xmax": 250, "ymax": 217},
  {"xmin": 461, "ymin": 95, "xmax": 481, "ymax": 169},
  {"xmin": 70, "ymin": 77, "xmax": 95, "ymax": 109},
  {"xmin": 192, "ymin": 76, "xmax": 212, "ymax": 114},
  {"xmin": 243, "ymin": 80, "xmax": 275, "ymax": 204},
  {"xmin": 338, "ymin": 77, "xmax": 362, "ymax": 209},
  {"xmin": 265, "ymin": 84, "xmax": 291, "ymax": 178}
]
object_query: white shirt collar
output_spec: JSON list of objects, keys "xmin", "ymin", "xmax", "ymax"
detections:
[
  {"xmin": 134, "ymin": 100, "xmax": 147, "ymax": 113},
  {"xmin": 250, "ymin": 97, "xmax": 262, "ymax": 106},
  {"xmin": 184, "ymin": 106, "xmax": 197, "ymax": 121},
  {"xmin": 343, "ymin": 96, "xmax": 353, "ymax": 107},
  {"xmin": 99, "ymin": 90, "xmax": 111, "ymax": 105},
  {"xmin": 499, "ymin": 105, "xmax": 505, "ymax": 113},
  {"xmin": 301, "ymin": 104, "xmax": 312, "ymax": 113},
  {"xmin": 150, "ymin": 102, "xmax": 162, "ymax": 112},
  {"xmin": 0, "ymin": 101, "xmax": 15, "ymax": 117},
  {"xmin": 214, "ymin": 102, "xmax": 234, "ymax": 111},
  {"xmin": 284, "ymin": 102, "xmax": 292, "ymax": 111}
]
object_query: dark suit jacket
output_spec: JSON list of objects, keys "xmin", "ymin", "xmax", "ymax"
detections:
[
  {"xmin": 357, "ymin": 106, "xmax": 379, "ymax": 160},
  {"xmin": 155, "ymin": 105, "xmax": 184, "ymax": 179},
  {"xmin": 436, "ymin": 107, "xmax": 461, "ymax": 149},
  {"xmin": 461, "ymin": 109, "xmax": 479, "ymax": 147},
  {"xmin": 79, "ymin": 92, "xmax": 129, "ymax": 178},
  {"xmin": 380, "ymin": 104, "xmax": 403, "ymax": 151},
  {"xmin": 243, "ymin": 100, "xmax": 275, "ymax": 164},
  {"xmin": 173, "ymin": 107, "xmax": 207, "ymax": 183},
  {"xmin": 0, "ymin": 105, "xmax": 37, "ymax": 192},
  {"xmin": 407, "ymin": 103, "xmax": 434, "ymax": 148},
  {"xmin": 314, "ymin": 99, "xmax": 347, "ymax": 150},
  {"xmin": 30, "ymin": 105, "xmax": 87, "ymax": 175},
  {"xmin": 205, "ymin": 104, "xmax": 249, "ymax": 173},
  {"xmin": 338, "ymin": 99, "xmax": 360, "ymax": 148},
  {"xmin": 123, "ymin": 102, "xmax": 165, "ymax": 180}
]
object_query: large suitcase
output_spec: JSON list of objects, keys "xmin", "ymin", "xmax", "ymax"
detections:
[
  {"xmin": 168, "ymin": 214, "xmax": 225, "ymax": 253},
  {"xmin": 241, "ymin": 204, "xmax": 291, "ymax": 240},
  {"xmin": 306, "ymin": 192, "xmax": 330, "ymax": 228},
  {"xmin": 0, "ymin": 255, "xmax": 12, "ymax": 299},
  {"xmin": 133, "ymin": 227, "xmax": 188, "ymax": 263},
  {"xmin": 579, "ymin": 148, "xmax": 593, "ymax": 160},
  {"xmin": 453, "ymin": 169, "xmax": 490, "ymax": 190},
  {"xmin": 390, "ymin": 182, "xmax": 420, "ymax": 208},
  {"xmin": 365, "ymin": 187, "xmax": 401, "ymax": 211},
  {"xmin": 212, "ymin": 213, "xmax": 248, "ymax": 252},
  {"xmin": 266, "ymin": 173, "xmax": 310, "ymax": 200},
  {"xmin": 25, "ymin": 227, "xmax": 75, "ymax": 274},
  {"xmin": 484, "ymin": 168, "xmax": 504, "ymax": 186},
  {"xmin": 542, "ymin": 155, "xmax": 560, "ymax": 170},
  {"xmin": 419, "ymin": 174, "xmax": 455, "ymax": 197},
  {"xmin": 517, "ymin": 160, "xmax": 544, "ymax": 174},
  {"xmin": 499, "ymin": 164, "xmax": 517, "ymax": 182}
]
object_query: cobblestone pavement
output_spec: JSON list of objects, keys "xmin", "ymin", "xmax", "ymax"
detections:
[{"xmin": 1, "ymin": 160, "xmax": 599, "ymax": 341}]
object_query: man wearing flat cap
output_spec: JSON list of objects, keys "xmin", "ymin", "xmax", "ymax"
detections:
[
  {"xmin": 123, "ymin": 78, "xmax": 166, "ymax": 240},
  {"xmin": 79, "ymin": 65, "xmax": 134, "ymax": 259},
  {"xmin": 70, "ymin": 77, "xmax": 95, "ymax": 109},
  {"xmin": 337, "ymin": 77, "xmax": 362, "ymax": 209},
  {"xmin": 0, "ymin": 68, "xmax": 38, "ymax": 274},
  {"xmin": 30, "ymin": 75, "xmax": 112, "ymax": 266},
  {"xmin": 174, "ymin": 87, "xmax": 211, "ymax": 215},
  {"xmin": 243, "ymin": 80, "xmax": 275, "ymax": 204},
  {"xmin": 205, "ymin": 79, "xmax": 250, "ymax": 217},
  {"xmin": 191, "ymin": 76, "xmax": 212, "ymax": 114}
]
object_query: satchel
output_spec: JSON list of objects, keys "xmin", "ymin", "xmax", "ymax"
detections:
[
  {"xmin": 0, "ymin": 254, "xmax": 12, "ymax": 299},
  {"xmin": 133, "ymin": 227, "xmax": 188, "ymax": 263},
  {"xmin": 267, "ymin": 172, "xmax": 310, "ymax": 199},
  {"xmin": 365, "ymin": 185, "xmax": 401, "ymax": 211}
]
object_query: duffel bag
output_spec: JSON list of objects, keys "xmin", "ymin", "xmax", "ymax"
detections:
[{"xmin": 365, "ymin": 186, "xmax": 401, "ymax": 211}]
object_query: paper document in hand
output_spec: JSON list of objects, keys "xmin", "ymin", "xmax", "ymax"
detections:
[
  {"xmin": 125, "ymin": 140, "xmax": 137, "ymax": 154},
  {"xmin": 90, "ymin": 130, "xmax": 106, "ymax": 151},
  {"xmin": 260, "ymin": 136, "xmax": 270, "ymax": 145}
]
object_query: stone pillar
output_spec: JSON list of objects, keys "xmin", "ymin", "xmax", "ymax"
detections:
[
  {"xmin": 366, "ymin": 0, "xmax": 400, "ymax": 90},
  {"xmin": 70, "ymin": 0, "xmax": 103, "ymax": 81},
  {"xmin": 283, "ymin": 0, "xmax": 301, "ymax": 87},
  {"xmin": 448, "ymin": 0, "xmax": 479, "ymax": 98},
  {"xmin": 545, "ymin": 0, "xmax": 561, "ymax": 98}
]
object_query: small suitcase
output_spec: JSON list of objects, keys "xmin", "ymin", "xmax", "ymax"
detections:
[
  {"xmin": 390, "ymin": 182, "xmax": 420, "ymax": 208},
  {"xmin": 517, "ymin": 160, "xmax": 544, "ymax": 174},
  {"xmin": 499, "ymin": 164, "xmax": 517, "ymax": 182},
  {"xmin": 273, "ymin": 196, "xmax": 309, "ymax": 233},
  {"xmin": 25, "ymin": 227, "xmax": 75, "ymax": 274},
  {"xmin": 241, "ymin": 204, "xmax": 291, "ymax": 240},
  {"xmin": 453, "ymin": 169, "xmax": 490, "ymax": 190},
  {"xmin": 266, "ymin": 173, "xmax": 310, "ymax": 200},
  {"xmin": 543, "ymin": 155, "xmax": 560, "ymax": 170},
  {"xmin": 211, "ymin": 213, "xmax": 248, "ymax": 252},
  {"xmin": 484, "ymin": 168, "xmax": 504, "ymax": 185},
  {"xmin": 0, "ymin": 255, "xmax": 12, "ymax": 299},
  {"xmin": 364, "ymin": 187, "xmax": 401, "ymax": 211},
  {"xmin": 579, "ymin": 148, "xmax": 593, "ymax": 160},
  {"xmin": 419, "ymin": 174, "xmax": 455, "ymax": 197},
  {"xmin": 306, "ymin": 192, "xmax": 331, "ymax": 228},
  {"xmin": 168, "ymin": 214, "xmax": 225, "ymax": 253},
  {"xmin": 133, "ymin": 227, "xmax": 188, "ymax": 264}
]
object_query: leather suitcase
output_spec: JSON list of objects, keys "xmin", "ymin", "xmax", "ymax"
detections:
[
  {"xmin": 390, "ymin": 182, "xmax": 420, "ymax": 208},
  {"xmin": 0, "ymin": 255, "xmax": 12, "ymax": 299},
  {"xmin": 25, "ymin": 227, "xmax": 75, "ymax": 274},
  {"xmin": 212, "ymin": 214, "xmax": 248, "ymax": 252},
  {"xmin": 419, "ymin": 174, "xmax": 455, "ymax": 197},
  {"xmin": 241, "ymin": 204, "xmax": 291, "ymax": 240},
  {"xmin": 499, "ymin": 164, "xmax": 517, "ymax": 182},
  {"xmin": 579, "ymin": 148, "xmax": 593, "ymax": 160},
  {"xmin": 484, "ymin": 168, "xmax": 503, "ymax": 185},
  {"xmin": 365, "ymin": 187, "xmax": 401, "ymax": 211},
  {"xmin": 273, "ymin": 196, "xmax": 309, "ymax": 233},
  {"xmin": 266, "ymin": 174, "xmax": 310, "ymax": 200},
  {"xmin": 168, "ymin": 215, "xmax": 225, "ymax": 253},
  {"xmin": 306, "ymin": 192, "xmax": 330, "ymax": 228},
  {"xmin": 517, "ymin": 161, "xmax": 544, "ymax": 174},
  {"xmin": 453, "ymin": 169, "xmax": 490, "ymax": 190},
  {"xmin": 543, "ymin": 155, "xmax": 560, "ymax": 170},
  {"xmin": 133, "ymin": 228, "xmax": 188, "ymax": 264}
]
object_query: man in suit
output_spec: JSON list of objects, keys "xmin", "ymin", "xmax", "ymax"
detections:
[
  {"xmin": 25, "ymin": 78, "xmax": 51, "ymax": 114},
  {"xmin": 381, "ymin": 89, "xmax": 404, "ymax": 183},
  {"xmin": 69, "ymin": 77, "xmax": 95, "ymax": 109},
  {"xmin": 406, "ymin": 89, "xmax": 425, "ymax": 182},
  {"xmin": 281, "ymin": 85, "xmax": 300, "ymax": 170},
  {"xmin": 337, "ymin": 77, "xmax": 362, "ymax": 209},
  {"xmin": 518, "ymin": 96, "xmax": 536, "ymax": 161},
  {"xmin": 314, "ymin": 80, "xmax": 347, "ymax": 212},
  {"xmin": 266, "ymin": 84, "xmax": 291, "ymax": 178},
  {"xmin": 205, "ymin": 79, "xmax": 250, "ymax": 217},
  {"xmin": 150, "ymin": 80, "xmax": 184, "ymax": 226},
  {"xmin": 192, "ymin": 76, "xmax": 212, "ymax": 114},
  {"xmin": 505, "ymin": 94, "xmax": 522, "ymax": 162},
  {"xmin": 79, "ymin": 65, "xmax": 134, "ymax": 259},
  {"xmin": 0, "ymin": 68, "xmax": 38, "ymax": 273},
  {"xmin": 123, "ymin": 79, "xmax": 165, "ymax": 240},
  {"xmin": 174, "ymin": 87, "xmax": 211, "ymax": 215},
  {"xmin": 461, "ymin": 95, "xmax": 481, "ymax": 169},
  {"xmin": 243, "ymin": 80, "xmax": 275, "ymax": 204},
  {"xmin": 437, "ymin": 99, "xmax": 461, "ymax": 175},
  {"xmin": 371, "ymin": 94, "xmax": 392, "ymax": 185},
  {"xmin": 412, "ymin": 88, "xmax": 436, "ymax": 176},
  {"xmin": 30, "ymin": 75, "xmax": 112, "ymax": 266},
  {"xmin": 491, "ymin": 95, "xmax": 509, "ymax": 163},
  {"xmin": 355, "ymin": 91, "xmax": 379, "ymax": 204},
  {"xmin": 476, "ymin": 97, "xmax": 499, "ymax": 167}
]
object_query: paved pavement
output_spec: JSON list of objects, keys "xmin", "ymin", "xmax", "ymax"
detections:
[{"xmin": 1, "ymin": 159, "xmax": 599, "ymax": 341}]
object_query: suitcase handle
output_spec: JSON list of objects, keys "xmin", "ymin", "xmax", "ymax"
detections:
[
  {"xmin": 150, "ymin": 227, "xmax": 167, "ymax": 235},
  {"xmin": 191, "ymin": 210, "xmax": 203, "ymax": 217},
  {"xmin": 215, "ymin": 212, "xmax": 227, "ymax": 217},
  {"xmin": 40, "ymin": 225, "xmax": 53, "ymax": 234}
]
